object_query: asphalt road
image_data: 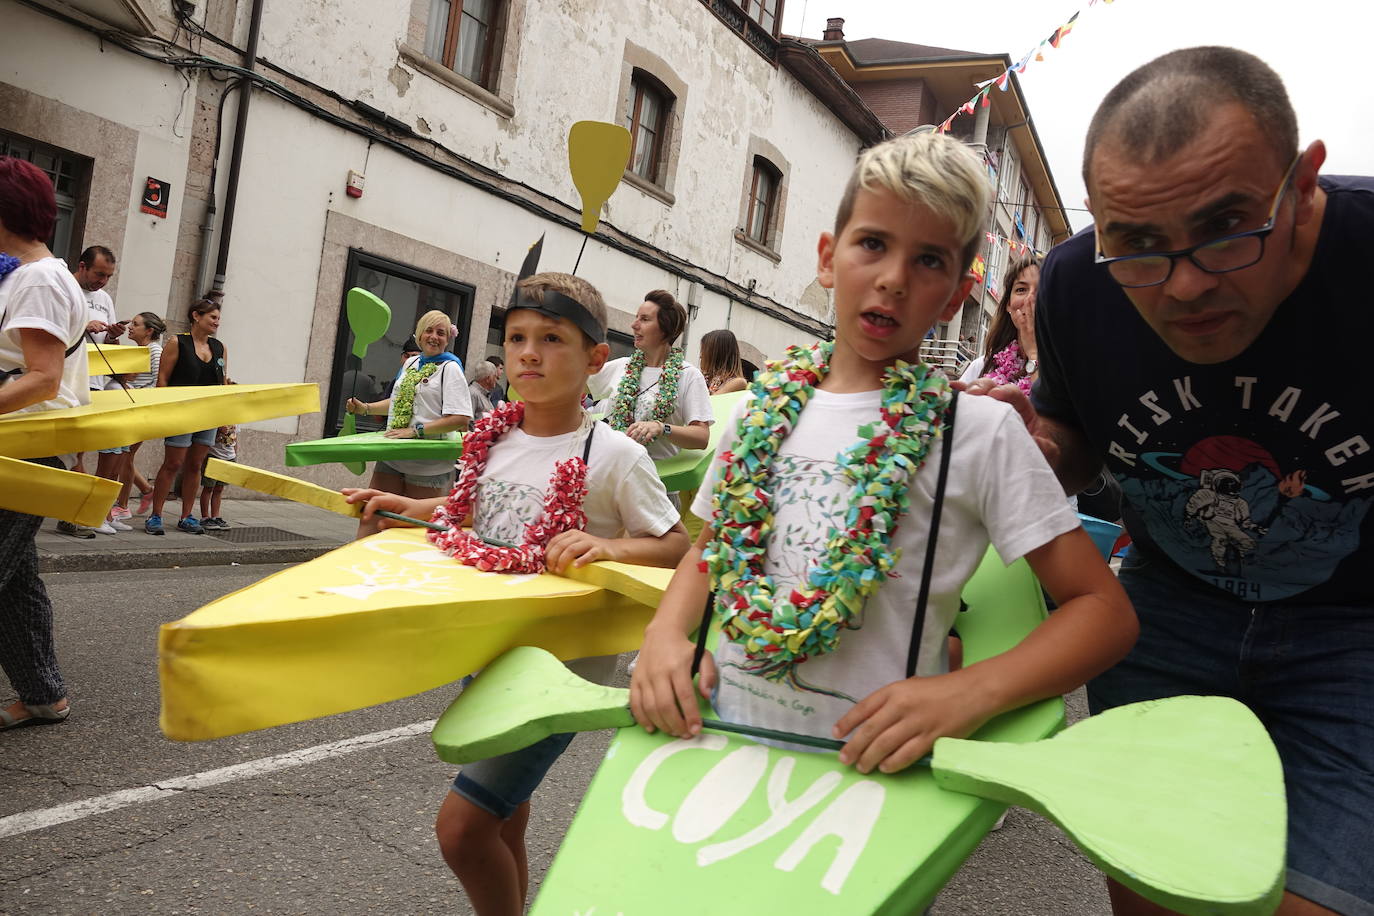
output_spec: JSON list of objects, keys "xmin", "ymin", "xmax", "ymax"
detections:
[{"xmin": 1, "ymin": 565, "xmax": 1110, "ymax": 915}]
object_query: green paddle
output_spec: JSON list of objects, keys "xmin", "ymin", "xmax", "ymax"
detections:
[
  {"xmin": 433, "ymin": 646, "xmax": 1285, "ymax": 916},
  {"xmin": 339, "ymin": 288, "xmax": 392, "ymax": 475}
]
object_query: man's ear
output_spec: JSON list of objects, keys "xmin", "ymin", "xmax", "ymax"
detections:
[
  {"xmin": 1293, "ymin": 140, "xmax": 1327, "ymax": 228},
  {"xmin": 816, "ymin": 232, "xmax": 837, "ymax": 290},
  {"xmin": 587, "ymin": 341, "xmax": 610, "ymax": 374}
]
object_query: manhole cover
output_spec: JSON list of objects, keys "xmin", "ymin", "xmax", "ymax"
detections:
[{"xmin": 204, "ymin": 525, "xmax": 314, "ymax": 544}]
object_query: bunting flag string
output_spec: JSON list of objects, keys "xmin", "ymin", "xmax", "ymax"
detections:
[
  {"xmin": 985, "ymin": 230, "xmax": 1047, "ymax": 259},
  {"xmin": 936, "ymin": 2, "xmax": 1117, "ymax": 136}
]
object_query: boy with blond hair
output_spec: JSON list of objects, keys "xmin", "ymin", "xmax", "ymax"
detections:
[
  {"xmin": 346, "ymin": 271, "xmax": 689, "ymax": 915},
  {"xmin": 631, "ymin": 133, "xmax": 1137, "ymax": 775}
]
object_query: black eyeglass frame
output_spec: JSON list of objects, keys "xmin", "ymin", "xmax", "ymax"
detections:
[{"xmin": 1093, "ymin": 153, "xmax": 1302, "ymax": 289}]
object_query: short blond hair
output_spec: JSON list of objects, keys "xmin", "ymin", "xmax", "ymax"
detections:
[
  {"xmin": 515, "ymin": 272, "xmax": 609, "ymax": 344},
  {"xmin": 414, "ymin": 309, "xmax": 452, "ymax": 344},
  {"xmin": 834, "ymin": 132, "xmax": 990, "ymax": 270}
]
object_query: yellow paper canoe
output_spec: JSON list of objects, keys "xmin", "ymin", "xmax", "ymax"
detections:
[
  {"xmin": 86, "ymin": 343, "xmax": 150, "ymax": 376},
  {"xmin": 0, "ymin": 384, "xmax": 319, "ymax": 459},
  {"xmin": 0, "ymin": 455, "xmax": 121, "ymax": 526},
  {"xmin": 205, "ymin": 458, "xmax": 361, "ymax": 518},
  {"xmin": 159, "ymin": 527, "xmax": 669, "ymax": 741}
]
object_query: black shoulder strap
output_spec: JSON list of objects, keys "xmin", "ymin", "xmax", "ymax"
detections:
[
  {"xmin": 581, "ymin": 421, "xmax": 595, "ymax": 463},
  {"xmin": 905, "ymin": 392, "xmax": 959, "ymax": 679}
]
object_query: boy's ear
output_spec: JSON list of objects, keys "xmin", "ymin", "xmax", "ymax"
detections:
[
  {"xmin": 940, "ymin": 274, "xmax": 975, "ymax": 323},
  {"xmin": 586, "ymin": 341, "xmax": 610, "ymax": 374},
  {"xmin": 816, "ymin": 232, "xmax": 837, "ymax": 290}
]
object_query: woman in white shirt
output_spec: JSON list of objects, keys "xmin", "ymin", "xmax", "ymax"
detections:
[
  {"xmin": 589, "ymin": 290, "xmax": 712, "ymax": 473},
  {"xmin": 0, "ymin": 156, "xmax": 88, "ymax": 730},
  {"xmin": 346, "ymin": 310, "xmax": 472, "ymax": 520}
]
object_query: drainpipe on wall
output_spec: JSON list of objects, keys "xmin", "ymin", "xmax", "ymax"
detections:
[{"xmin": 211, "ymin": 0, "xmax": 266, "ymax": 292}]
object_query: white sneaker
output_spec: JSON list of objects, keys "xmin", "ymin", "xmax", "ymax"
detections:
[
  {"xmin": 107, "ymin": 517, "xmax": 132, "ymax": 531},
  {"xmin": 93, "ymin": 521, "xmax": 118, "ymax": 535}
]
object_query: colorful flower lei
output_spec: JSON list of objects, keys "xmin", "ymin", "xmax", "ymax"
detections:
[
  {"xmin": 605, "ymin": 347, "xmax": 685, "ymax": 431},
  {"xmin": 985, "ymin": 340, "xmax": 1033, "ymax": 396},
  {"xmin": 701, "ymin": 341, "xmax": 952, "ymax": 685},
  {"xmin": 0, "ymin": 253, "xmax": 20, "ymax": 283},
  {"xmin": 428, "ymin": 400, "xmax": 589, "ymax": 573},
  {"xmin": 389, "ymin": 361, "xmax": 440, "ymax": 430}
]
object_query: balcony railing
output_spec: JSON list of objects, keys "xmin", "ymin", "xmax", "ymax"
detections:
[{"xmin": 700, "ymin": 0, "xmax": 780, "ymax": 64}]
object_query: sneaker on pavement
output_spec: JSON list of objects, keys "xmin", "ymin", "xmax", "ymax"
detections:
[
  {"xmin": 178, "ymin": 516, "xmax": 205, "ymax": 535},
  {"xmin": 145, "ymin": 514, "xmax": 165, "ymax": 536},
  {"xmin": 136, "ymin": 491, "xmax": 154, "ymax": 517},
  {"xmin": 110, "ymin": 505, "xmax": 132, "ymax": 520},
  {"xmin": 92, "ymin": 521, "xmax": 118, "ymax": 535},
  {"xmin": 107, "ymin": 516, "xmax": 132, "ymax": 532},
  {"xmin": 202, "ymin": 517, "xmax": 229, "ymax": 530},
  {"xmin": 55, "ymin": 520, "xmax": 97, "ymax": 539}
]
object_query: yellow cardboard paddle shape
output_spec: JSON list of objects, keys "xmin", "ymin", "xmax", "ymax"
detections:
[{"xmin": 568, "ymin": 121, "xmax": 631, "ymax": 233}]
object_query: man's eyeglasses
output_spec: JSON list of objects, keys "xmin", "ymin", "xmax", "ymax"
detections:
[{"xmin": 1094, "ymin": 154, "xmax": 1301, "ymax": 289}]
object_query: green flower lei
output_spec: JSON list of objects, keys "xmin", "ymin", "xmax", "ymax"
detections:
[
  {"xmin": 389, "ymin": 362, "xmax": 440, "ymax": 430},
  {"xmin": 701, "ymin": 340, "xmax": 952, "ymax": 687},
  {"xmin": 606, "ymin": 347, "xmax": 685, "ymax": 431}
]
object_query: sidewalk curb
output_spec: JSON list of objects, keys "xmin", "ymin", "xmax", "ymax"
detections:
[{"xmin": 38, "ymin": 543, "xmax": 343, "ymax": 574}]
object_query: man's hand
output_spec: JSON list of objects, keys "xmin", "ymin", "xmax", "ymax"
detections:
[
  {"xmin": 951, "ymin": 378, "xmax": 1061, "ymax": 468},
  {"xmin": 104, "ymin": 321, "xmax": 127, "ymax": 342},
  {"xmin": 85, "ymin": 319, "xmax": 108, "ymax": 335},
  {"xmin": 382, "ymin": 427, "xmax": 417, "ymax": 439},
  {"xmin": 834, "ymin": 672, "xmax": 991, "ymax": 774},
  {"xmin": 342, "ymin": 488, "xmax": 422, "ymax": 528},
  {"xmin": 545, "ymin": 530, "xmax": 616, "ymax": 573},
  {"xmin": 630, "ymin": 625, "xmax": 716, "ymax": 740}
]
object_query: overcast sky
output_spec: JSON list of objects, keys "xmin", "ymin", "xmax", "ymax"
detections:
[{"xmin": 783, "ymin": 0, "xmax": 1374, "ymax": 232}]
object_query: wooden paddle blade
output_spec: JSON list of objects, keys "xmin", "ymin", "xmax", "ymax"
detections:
[
  {"xmin": 932, "ymin": 696, "xmax": 1285, "ymax": 916},
  {"xmin": 568, "ymin": 121, "xmax": 631, "ymax": 234},
  {"xmin": 432, "ymin": 647, "xmax": 632, "ymax": 764},
  {"xmin": 345, "ymin": 288, "xmax": 391, "ymax": 359}
]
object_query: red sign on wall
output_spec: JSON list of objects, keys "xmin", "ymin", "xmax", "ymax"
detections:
[{"xmin": 140, "ymin": 177, "xmax": 170, "ymax": 218}]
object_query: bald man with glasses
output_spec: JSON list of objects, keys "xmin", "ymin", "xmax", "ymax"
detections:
[{"xmin": 959, "ymin": 47, "xmax": 1373, "ymax": 916}]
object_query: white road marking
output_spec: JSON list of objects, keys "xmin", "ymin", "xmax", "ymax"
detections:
[{"xmin": 0, "ymin": 719, "xmax": 436, "ymax": 839}]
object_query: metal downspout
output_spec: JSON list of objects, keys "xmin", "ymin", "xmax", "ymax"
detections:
[{"xmin": 211, "ymin": 0, "xmax": 266, "ymax": 292}]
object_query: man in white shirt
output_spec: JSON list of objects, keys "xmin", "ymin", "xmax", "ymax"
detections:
[{"xmin": 67, "ymin": 245, "xmax": 120, "ymax": 528}]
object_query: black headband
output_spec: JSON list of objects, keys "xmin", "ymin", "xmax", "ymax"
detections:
[{"xmin": 507, "ymin": 289, "xmax": 605, "ymax": 343}]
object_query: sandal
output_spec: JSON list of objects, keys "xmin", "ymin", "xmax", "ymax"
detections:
[{"xmin": 0, "ymin": 701, "xmax": 71, "ymax": 731}]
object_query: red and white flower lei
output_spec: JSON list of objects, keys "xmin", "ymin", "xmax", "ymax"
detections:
[
  {"xmin": 427, "ymin": 401, "xmax": 589, "ymax": 573},
  {"xmin": 986, "ymin": 340, "xmax": 1034, "ymax": 396}
]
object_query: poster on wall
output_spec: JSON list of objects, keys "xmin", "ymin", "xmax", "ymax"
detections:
[{"xmin": 140, "ymin": 177, "xmax": 170, "ymax": 218}]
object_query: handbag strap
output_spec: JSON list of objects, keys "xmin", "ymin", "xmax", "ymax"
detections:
[{"xmin": 905, "ymin": 392, "xmax": 959, "ymax": 678}]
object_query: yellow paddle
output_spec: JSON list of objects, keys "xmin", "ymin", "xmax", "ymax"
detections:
[{"xmin": 567, "ymin": 121, "xmax": 631, "ymax": 271}]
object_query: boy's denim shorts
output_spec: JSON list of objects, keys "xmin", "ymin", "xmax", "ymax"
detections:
[
  {"xmin": 1089, "ymin": 549, "xmax": 1374, "ymax": 915},
  {"xmin": 451, "ymin": 733, "xmax": 577, "ymax": 820},
  {"xmin": 373, "ymin": 460, "xmax": 452, "ymax": 491}
]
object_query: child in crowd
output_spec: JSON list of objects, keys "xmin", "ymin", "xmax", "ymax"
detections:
[
  {"xmin": 344, "ymin": 272, "xmax": 690, "ymax": 915},
  {"xmin": 630, "ymin": 132, "xmax": 1137, "ymax": 775},
  {"xmin": 199, "ymin": 424, "xmax": 236, "ymax": 530}
]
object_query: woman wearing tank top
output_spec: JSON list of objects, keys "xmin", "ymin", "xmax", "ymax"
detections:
[{"xmin": 144, "ymin": 299, "xmax": 228, "ymax": 536}]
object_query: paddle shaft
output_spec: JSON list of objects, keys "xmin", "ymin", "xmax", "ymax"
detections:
[{"xmin": 372, "ymin": 509, "xmax": 516, "ymax": 548}]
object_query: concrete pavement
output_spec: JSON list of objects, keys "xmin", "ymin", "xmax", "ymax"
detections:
[{"xmin": 36, "ymin": 498, "xmax": 359, "ymax": 573}]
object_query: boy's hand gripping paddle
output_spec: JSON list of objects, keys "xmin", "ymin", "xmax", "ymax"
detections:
[
  {"xmin": 339, "ymin": 288, "xmax": 391, "ymax": 475},
  {"xmin": 432, "ymin": 646, "xmax": 1285, "ymax": 916}
]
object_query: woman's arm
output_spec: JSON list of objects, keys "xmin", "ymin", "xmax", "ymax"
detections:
[
  {"xmin": 156, "ymin": 335, "xmax": 179, "ymax": 387},
  {"xmin": 662, "ymin": 420, "xmax": 709, "ymax": 450},
  {"xmin": 715, "ymin": 376, "xmax": 748, "ymax": 395},
  {"xmin": 0, "ymin": 328, "xmax": 65, "ymax": 414}
]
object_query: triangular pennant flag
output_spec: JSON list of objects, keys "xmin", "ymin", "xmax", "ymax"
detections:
[
  {"xmin": 976, "ymin": 76, "xmax": 998, "ymax": 89},
  {"xmin": 997, "ymin": 70, "xmax": 1011, "ymax": 90},
  {"xmin": 981, "ymin": 88, "xmax": 992, "ymax": 108},
  {"xmin": 1035, "ymin": 41, "xmax": 1047, "ymax": 62}
]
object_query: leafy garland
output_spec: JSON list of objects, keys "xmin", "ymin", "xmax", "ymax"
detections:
[
  {"xmin": 605, "ymin": 348, "xmax": 684, "ymax": 431},
  {"xmin": 389, "ymin": 361, "xmax": 440, "ymax": 429},
  {"xmin": 985, "ymin": 340, "xmax": 1034, "ymax": 396},
  {"xmin": 428, "ymin": 400, "xmax": 589, "ymax": 573},
  {"xmin": 700, "ymin": 340, "xmax": 952, "ymax": 685}
]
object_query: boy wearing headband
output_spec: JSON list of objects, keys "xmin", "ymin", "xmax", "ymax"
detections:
[{"xmin": 345, "ymin": 271, "xmax": 689, "ymax": 914}]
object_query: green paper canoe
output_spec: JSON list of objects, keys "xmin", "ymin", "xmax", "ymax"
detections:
[
  {"xmin": 283, "ymin": 430, "xmax": 462, "ymax": 467},
  {"xmin": 653, "ymin": 390, "xmax": 747, "ymax": 492},
  {"xmin": 531, "ymin": 549, "xmax": 1063, "ymax": 915}
]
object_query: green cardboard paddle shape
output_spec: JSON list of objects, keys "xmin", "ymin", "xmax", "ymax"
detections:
[
  {"xmin": 339, "ymin": 288, "xmax": 391, "ymax": 475},
  {"xmin": 568, "ymin": 121, "xmax": 631, "ymax": 234},
  {"xmin": 433, "ymin": 647, "xmax": 1285, "ymax": 916}
]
